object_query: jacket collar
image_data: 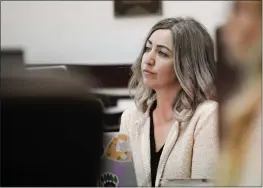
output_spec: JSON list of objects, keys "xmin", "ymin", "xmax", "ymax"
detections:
[{"xmin": 135, "ymin": 99, "xmax": 182, "ymax": 186}]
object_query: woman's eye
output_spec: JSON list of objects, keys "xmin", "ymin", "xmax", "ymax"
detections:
[
  {"xmin": 158, "ymin": 51, "xmax": 168, "ymax": 57},
  {"xmin": 144, "ymin": 47, "xmax": 151, "ymax": 52}
]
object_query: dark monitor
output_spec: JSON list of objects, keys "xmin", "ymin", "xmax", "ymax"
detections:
[{"xmin": 1, "ymin": 73, "xmax": 103, "ymax": 186}]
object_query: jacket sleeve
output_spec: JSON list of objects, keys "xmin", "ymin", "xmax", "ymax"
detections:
[{"xmin": 191, "ymin": 103, "xmax": 219, "ymax": 180}]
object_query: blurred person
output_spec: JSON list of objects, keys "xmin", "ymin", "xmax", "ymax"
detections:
[
  {"xmin": 216, "ymin": 0, "xmax": 262, "ymax": 186},
  {"xmin": 119, "ymin": 17, "xmax": 218, "ymax": 186},
  {"xmin": 1, "ymin": 69, "xmax": 104, "ymax": 186}
]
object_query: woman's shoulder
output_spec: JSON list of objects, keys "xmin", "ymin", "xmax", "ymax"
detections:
[
  {"xmin": 190, "ymin": 100, "xmax": 218, "ymax": 126},
  {"xmin": 191, "ymin": 100, "xmax": 219, "ymax": 139},
  {"xmin": 195, "ymin": 100, "xmax": 218, "ymax": 116},
  {"xmin": 121, "ymin": 105, "xmax": 144, "ymax": 122},
  {"xmin": 119, "ymin": 106, "xmax": 145, "ymax": 134}
]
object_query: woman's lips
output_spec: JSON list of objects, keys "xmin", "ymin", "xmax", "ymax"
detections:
[{"xmin": 143, "ymin": 69, "xmax": 156, "ymax": 75}]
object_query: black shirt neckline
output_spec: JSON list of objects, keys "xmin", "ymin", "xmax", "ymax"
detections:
[{"xmin": 149, "ymin": 101, "xmax": 164, "ymax": 187}]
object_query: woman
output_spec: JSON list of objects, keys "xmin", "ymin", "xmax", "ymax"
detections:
[
  {"xmin": 216, "ymin": 1, "xmax": 262, "ymax": 186},
  {"xmin": 119, "ymin": 17, "xmax": 219, "ymax": 187}
]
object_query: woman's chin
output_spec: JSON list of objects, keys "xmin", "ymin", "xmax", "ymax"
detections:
[{"xmin": 143, "ymin": 79, "xmax": 157, "ymax": 89}]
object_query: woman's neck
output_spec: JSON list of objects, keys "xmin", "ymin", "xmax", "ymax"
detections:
[{"xmin": 154, "ymin": 85, "xmax": 181, "ymax": 123}]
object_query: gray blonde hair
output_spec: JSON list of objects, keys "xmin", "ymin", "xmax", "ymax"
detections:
[{"xmin": 129, "ymin": 17, "xmax": 216, "ymax": 121}]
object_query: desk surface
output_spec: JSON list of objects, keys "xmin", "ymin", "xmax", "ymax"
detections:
[{"xmin": 91, "ymin": 88, "xmax": 135, "ymax": 97}]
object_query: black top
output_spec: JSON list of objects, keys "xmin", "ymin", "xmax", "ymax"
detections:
[{"xmin": 150, "ymin": 102, "xmax": 164, "ymax": 187}]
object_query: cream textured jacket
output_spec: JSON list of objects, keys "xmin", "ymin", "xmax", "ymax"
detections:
[{"xmin": 119, "ymin": 100, "xmax": 219, "ymax": 187}]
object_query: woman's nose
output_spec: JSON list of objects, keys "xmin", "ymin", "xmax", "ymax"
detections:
[
  {"xmin": 146, "ymin": 59, "xmax": 155, "ymax": 66},
  {"xmin": 146, "ymin": 51, "xmax": 155, "ymax": 66}
]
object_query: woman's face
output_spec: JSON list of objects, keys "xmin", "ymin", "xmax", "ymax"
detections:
[{"xmin": 141, "ymin": 29, "xmax": 177, "ymax": 90}]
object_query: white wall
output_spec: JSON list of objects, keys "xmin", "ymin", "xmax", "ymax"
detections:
[{"xmin": 1, "ymin": 1, "xmax": 232, "ymax": 65}]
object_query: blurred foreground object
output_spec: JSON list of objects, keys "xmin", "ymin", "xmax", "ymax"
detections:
[
  {"xmin": 216, "ymin": 0, "xmax": 262, "ymax": 186},
  {"xmin": 1, "ymin": 69, "xmax": 103, "ymax": 186}
]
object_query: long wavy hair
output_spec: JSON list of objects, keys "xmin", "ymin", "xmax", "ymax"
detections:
[{"xmin": 129, "ymin": 17, "xmax": 216, "ymax": 121}]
